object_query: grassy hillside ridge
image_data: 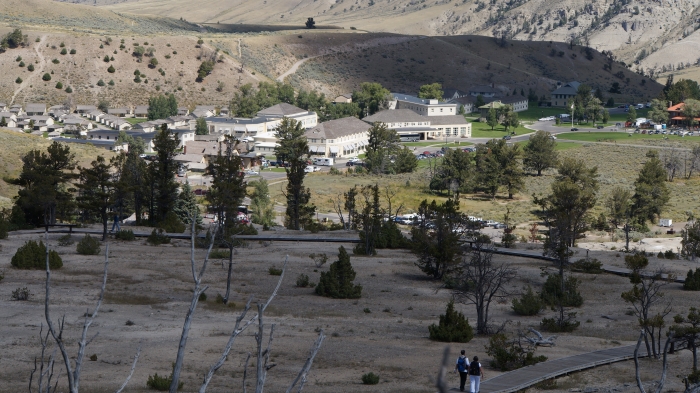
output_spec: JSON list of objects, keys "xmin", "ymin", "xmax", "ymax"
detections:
[
  {"xmin": 83, "ymin": 0, "xmax": 700, "ymax": 68},
  {"xmin": 0, "ymin": 129, "xmax": 115, "ymax": 208},
  {"xmin": 258, "ymin": 33, "xmax": 663, "ymax": 100}
]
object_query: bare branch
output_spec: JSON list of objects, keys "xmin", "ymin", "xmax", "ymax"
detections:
[
  {"xmin": 114, "ymin": 344, "xmax": 142, "ymax": 393},
  {"xmin": 286, "ymin": 330, "xmax": 325, "ymax": 393},
  {"xmin": 242, "ymin": 353, "xmax": 252, "ymax": 393}
]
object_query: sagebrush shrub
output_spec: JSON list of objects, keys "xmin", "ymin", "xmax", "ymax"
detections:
[
  {"xmin": 146, "ymin": 371, "xmax": 182, "ymax": 391},
  {"xmin": 361, "ymin": 372, "xmax": 380, "ymax": 385},
  {"xmin": 57, "ymin": 234, "xmax": 74, "ymax": 246},
  {"xmin": 571, "ymin": 257, "xmax": 603, "ymax": 274},
  {"xmin": 268, "ymin": 266, "xmax": 283, "ymax": 276},
  {"xmin": 147, "ymin": 228, "xmax": 170, "ymax": 245},
  {"xmin": 296, "ymin": 273, "xmax": 310, "ymax": 287},
  {"xmin": 485, "ymin": 333, "xmax": 547, "ymax": 371},
  {"xmin": 12, "ymin": 287, "xmax": 30, "ymax": 301},
  {"xmin": 76, "ymin": 234, "xmax": 101, "ymax": 255},
  {"xmin": 541, "ymin": 314, "xmax": 580, "ymax": 332},
  {"xmin": 683, "ymin": 268, "xmax": 700, "ymax": 291},
  {"xmin": 114, "ymin": 229, "xmax": 135, "ymax": 241},
  {"xmin": 11, "ymin": 240, "xmax": 62, "ymax": 269},
  {"xmin": 428, "ymin": 300, "xmax": 474, "ymax": 343},
  {"xmin": 540, "ymin": 274, "xmax": 583, "ymax": 307}
]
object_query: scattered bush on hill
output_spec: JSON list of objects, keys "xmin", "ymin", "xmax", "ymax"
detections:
[
  {"xmin": 11, "ymin": 240, "xmax": 62, "ymax": 269},
  {"xmin": 76, "ymin": 234, "xmax": 101, "ymax": 255}
]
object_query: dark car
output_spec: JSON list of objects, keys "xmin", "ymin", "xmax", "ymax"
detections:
[
  {"xmin": 502, "ymin": 135, "xmax": 511, "ymax": 140},
  {"xmin": 596, "ymin": 126, "xmax": 604, "ymax": 129},
  {"xmin": 571, "ymin": 128, "xmax": 579, "ymax": 131}
]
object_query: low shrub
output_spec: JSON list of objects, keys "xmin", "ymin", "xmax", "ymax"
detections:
[
  {"xmin": 146, "ymin": 371, "xmax": 183, "ymax": 391},
  {"xmin": 147, "ymin": 228, "xmax": 170, "ymax": 245},
  {"xmin": 571, "ymin": 257, "xmax": 603, "ymax": 274},
  {"xmin": 0, "ymin": 210, "xmax": 9, "ymax": 239},
  {"xmin": 296, "ymin": 273, "xmax": 310, "ymax": 287},
  {"xmin": 12, "ymin": 240, "xmax": 62, "ymax": 269},
  {"xmin": 76, "ymin": 234, "xmax": 101, "ymax": 255},
  {"xmin": 664, "ymin": 249, "xmax": 677, "ymax": 260},
  {"xmin": 198, "ymin": 292, "xmax": 207, "ymax": 301},
  {"xmin": 657, "ymin": 251, "xmax": 664, "ymax": 259},
  {"xmin": 428, "ymin": 300, "xmax": 474, "ymax": 342},
  {"xmin": 361, "ymin": 372, "xmax": 380, "ymax": 385},
  {"xmin": 268, "ymin": 266, "xmax": 283, "ymax": 276},
  {"xmin": 114, "ymin": 229, "xmax": 135, "ymax": 241},
  {"xmin": 512, "ymin": 286, "xmax": 544, "ymax": 316},
  {"xmin": 57, "ymin": 234, "xmax": 74, "ymax": 246},
  {"xmin": 540, "ymin": 274, "xmax": 583, "ymax": 308},
  {"xmin": 89, "ymin": 354, "xmax": 97, "ymax": 361},
  {"xmin": 316, "ymin": 246, "xmax": 362, "ymax": 299},
  {"xmin": 12, "ymin": 287, "xmax": 30, "ymax": 301},
  {"xmin": 485, "ymin": 333, "xmax": 548, "ymax": 371},
  {"xmin": 541, "ymin": 313, "xmax": 580, "ymax": 332}
]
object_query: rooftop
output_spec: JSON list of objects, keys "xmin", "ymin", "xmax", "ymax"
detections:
[
  {"xmin": 304, "ymin": 117, "xmax": 370, "ymax": 140},
  {"xmin": 257, "ymin": 103, "xmax": 308, "ymax": 117},
  {"xmin": 428, "ymin": 115, "xmax": 470, "ymax": 126},
  {"xmin": 363, "ymin": 109, "xmax": 429, "ymax": 124}
]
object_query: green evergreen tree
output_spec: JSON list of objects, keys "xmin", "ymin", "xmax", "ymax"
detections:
[
  {"xmin": 315, "ymin": 246, "xmax": 362, "ymax": 298},
  {"xmin": 523, "ymin": 130, "xmax": 558, "ymax": 176},
  {"xmin": 76, "ymin": 156, "xmax": 114, "ymax": 240},
  {"xmin": 249, "ymin": 179, "xmax": 275, "ymax": 228},
  {"xmin": 206, "ymin": 136, "xmax": 247, "ymax": 235},
  {"xmin": 418, "ymin": 83, "xmax": 444, "ymax": 100},
  {"xmin": 351, "ymin": 82, "xmax": 391, "ymax": 117},
  {"xmin": 411, "ymin": 199, "xmax": 463, "ymax": 279},
  {"xmin": 365, "ymin": 122, "xmax": 400, "ymax": 174},
  {"xmin": 486, "ymin": 106, "xmax": 498, "ymax": 130},
  {"xmin": 393, "ymin": 146, "xmax": 418, "ymax": 174},
  {"xmin": 274, "ymin": 118, "xmax": 315, "ymax": 230},
  {"xmin": 151, "ymin": 124, "xmax": 180, "ymax": 224},
  {"xmin": 195, "ymin": 117, "xmax": 208, "ymax": 135},
  {"xmin": 632, "ymin": 151, "xmax": 670, "ymax": 227},
  {"xmin": 428, "ymin": 300, "xmax": 474, "ymax": 342},
  {"xmin": 147, "ymin": 93, "xmax": 178, "ymax": 120},
  {"xmin": 173, "ymin": 181, "xmax": 201, "ymax": 226}
]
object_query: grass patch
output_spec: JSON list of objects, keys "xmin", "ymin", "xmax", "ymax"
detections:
[
  {"xmin": 125, "ymin": 118, "xmax": 149, "ymax": 125},
  {"xmin": 470, "ymin": 120, "xmax": 531, "ymax": 138},
  {"xmin": 104, "ymin": 292, "xmax": 165, "ymax": 305},
  {"xmin": 560, "ymin": 132, "xmax": 695, "ymax": 143}
]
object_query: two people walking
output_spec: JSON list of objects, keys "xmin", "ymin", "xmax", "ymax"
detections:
[{"xmin": 455, "ymin": 350, "xmax": 484, "ymax": 393}]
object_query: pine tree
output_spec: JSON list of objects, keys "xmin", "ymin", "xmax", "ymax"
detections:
[
  {"xmin": 486, "ymin": 106, "xmax": 498, "ymax": 130},
  {"xmin": 76, "ymin": 156, "xmax": 114, "ymax": 240},
  {"xmin": 632, "ymin": 150, "xmax": 670, "ymax": 227},
  {"xmin": 152, "ymin": 124, "xmax": 180, "ymax": 224},
  {"xmin": 428, "ymin": 300, "xmax": 474, "ymax": 342},
  {"xmin": 523, "ymin": 130, "xmax": 558, "ymax": 176},
  {"xmin": 249, "ymin": 179, "xmax": 275, "ymax": 228},
  {"xmin": 315, "ymin": 246, "xmax": 362, "ymax": 299},
  {"xmin": 173, "ymin": 181, "xmax": 201, "ymax": 225}
]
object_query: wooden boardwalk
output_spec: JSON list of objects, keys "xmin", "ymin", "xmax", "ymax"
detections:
[{"xmin": 475, "ymin": 345, "xmax": 648, "ymax": 393}]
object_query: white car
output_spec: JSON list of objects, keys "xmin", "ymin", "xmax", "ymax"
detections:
[
  {"xmin": 348, "ymin": 157, "xmax": 360, "ymax": 163},
  {"xmin": 304, "ymin": 165, "xmax": 317, "ymax": 173},
  {"xmin": 245, "ymin": 169, "xmax": 259, "ymax": 176}
]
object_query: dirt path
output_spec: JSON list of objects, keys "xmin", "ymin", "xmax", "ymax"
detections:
[
  {"xmin": 11, "ymin": 35, "xmax": 47, "ymax": 105},
  {"xmin": 276, "ymin": 55, "xmax": 318, "ymax": 82}
]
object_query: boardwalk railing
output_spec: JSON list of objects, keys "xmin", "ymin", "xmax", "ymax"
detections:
[{"xmin": 480, "ymin": 345, "xmax": 649, "ymax": 393}]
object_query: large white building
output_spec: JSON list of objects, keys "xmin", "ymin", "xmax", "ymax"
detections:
[
  {"xmin": 391, "ymin": 93, "xmax": 459, "ymax": 116},
  {"xmin": 304, "ymin": 117, "xmax": 371, "ymax": 158},
  {"xmin": 205, "ymin": 103, "xmax": 318, "ymax": 141},
  {"xmin": 363, "ymin": 109, "xmax": 471, "ymax": 139}
]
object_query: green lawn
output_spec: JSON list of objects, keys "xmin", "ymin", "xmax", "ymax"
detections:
[
  {"xmin": 471, "ymin": 120, "xmax": 532, "ymax": 138},
  {"xmin": 126, "ymin": 118, "xmax": 149, "ymax": 125},
  {"xmin": 515, "ymin": 141, "xmax": 582, "ymax": 151}
]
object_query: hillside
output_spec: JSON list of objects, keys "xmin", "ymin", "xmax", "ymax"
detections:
[
  {"xmin": 241, "ymin": 32, "xmax": 662, "ymax": 101},
  {"xmin": 0, "ymin": 129, "xmax": 114, "ymax": 208},
  {"xmin": 86, "ymin": 0, "xmax": 700, "ymax": 68}
]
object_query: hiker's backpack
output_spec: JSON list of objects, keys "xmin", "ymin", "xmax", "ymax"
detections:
[
  {"xmin": 457, "ymin": 357, "xmax": 467, "ymax": 372},
  {"xmin": 469, "ymin": 361, "xmax": 480, "ymax": 376}
]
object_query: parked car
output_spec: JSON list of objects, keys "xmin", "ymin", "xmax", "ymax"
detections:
[
  {"xmin": 303, "ymin": 165, "xmax": 318, "ymax": 173},
  {"xmin": 571, "ymin": 128, "xmax": 579, "ymax": 131},
  {"xmin": 502, "ymin": 135, "xmax": 511, "ymax": 140},
  {"xmin": 596, "ymin": 125, "xmax": 604, "ymax": 129},
  {"xmin": 348, "ymin": 157, "xmax": 360, "ymax": 163},
  {"xmin": 245, "ymin": 169, "xmax": 259, "ymax": 176}
]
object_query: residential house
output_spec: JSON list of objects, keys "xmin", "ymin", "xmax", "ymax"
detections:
[
  {"xmin": 442, "ymin": 88, "xmax": 469, "ymax": 101},
  {"xmin": 9, "ymin": 104, "xmax": 24, "ymax": 116},
  {"xmin": 86, "ymin": 110, "xmax": 106, "ymax": 122},
  {"xmin": 192, "ymin": 105, "xmax": 216, "ymax": 118},
  {"xmin": 333, "ymin": 94, "xmax": 353, "ymax": 104},
  {"xmin": 550, "ymin": 81, "xmax": 581, "ymax": 107},
  {"xmin": 28, "ymin": 115, "xmax": 55, "ymax": 132},
  {"xmin": 47, "ymin": 124, "xmax": 65, "ymax": 134},
  {"xmin": 0, "ymin": 112, "xmax": 18, "ymax": 128},
  {"xmin": 392, "ymin": 93, "xmax": 459, "ymax": 116},
  {"xmin": 501, "ymin": 96, "xmax": 529, "ymax": 112},
  {"xmin": 53, "ymin": 136, "xmax": 128, "ymax": 152},
  {"xmin": 177, "ymin": 107, "xmax": 190, "ymax": 116},
  {"xmin": 174, "ymin": 153, "xmax": 207, "ymax": 172},
  {"xmin": 134, "ymin": 105, "xmax": 149, "ymax": 118},
  {"xmin": 205, "ymin": 117, "xmax": 267, "ymax": 137},
  {"xmin": 108, "ymin": 107, "xmax": 131, "ymax": 117},
  {"xmin": 304, "ymin": 117, "xmax": 371, "ymax": 158},
  {"xmin": 63, "ymin": 116, "xmax": 94, "ymax": 134},
  {"xmin": 183, "ymin": 140, "xmax": 262, "ymax": 169},
  {"xmin": 0, "ymin": 102, "xmax": 7, "ymax": 112},
  {"xmin": 251, "ymin": 132, "xmax": 279, "ymax": 154},
  {"xmin": 468, "ymin": 85, "xmax": 499, "ymax": 98},
  {"xmin": 447, "ymin": 96, "xmax": 475, "ymax": 114},
  {"xmin": 101, "ymin": 114, "xmax": 131, "ymax": 130},
  {"xmin": 256, "ymin": 103, "xmax": 318, "ymax": 129},
  {"xmin": 25, "ymin": 103, "xmax": 47, "ymax": 116},
  {"xmin": 76, "ymin": 105, "xmax": 97, "ymax": 114},
  {"xmin": 88, "ymin": 129, "xmax": 156, "ymax": 152},
  {"xmin": 218, "ymin": 107, "xmax": 230, "ymax": 116},
  {"xmin": 667, "ymin": 102, "xmax": 700, "ymax": 126}
]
